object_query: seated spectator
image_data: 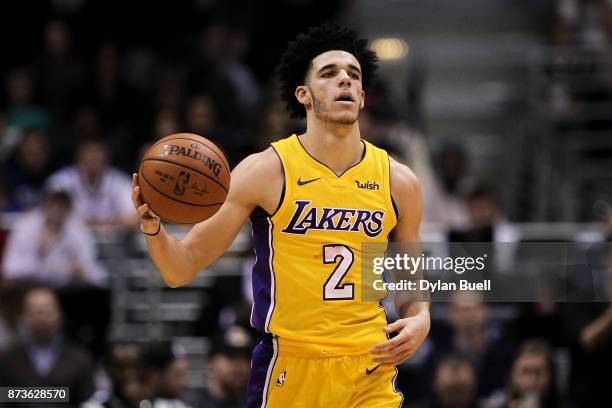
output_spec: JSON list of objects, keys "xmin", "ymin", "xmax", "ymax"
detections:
[
  {"xmin": 428, "ymin": 292, "xmax": 515, "ymax": 399},
  {"xmin": 484, "ymin": 339, "xmax": 562, "ymax": 408},
  {"xmin": 185, "ymin": 325, "xmax": 252, "ymax": 408},
  {"xmin": 450, "ymin": 185, "xmax": 520, "ymax": 273},
  {"xmin": 2, "ymin": 190, "xmax": 107, "ymax": 287},
  {"xmin": 0, "ymin": 281, "xmax": 26, "ymax": 351},
  {"xmin": 1, "ymin": 67, "xmax": 49, "ymax": 155},
  {"xmin": 45, "ymin": 138, "xmax": 137, "ymax": 233},
  {"xmin": 140, "ymin": 342, "xmax": 192, "ymax": 408},
  {"xmin": 0, "ymin": 286, "xmax": 95, "ymax": 407},
  {"xmin": 428, "ymin": 354, "xmax": 478, "ymax": 408},
  {"xmin": 562, "ymin": 257, "xmax": 612, "ymax": 406},
  {"xmin": 429, "ymin": 143, "xmax": 473, "ymax": 229},
  {"xmin": 3, "ymin": 128, "xmax": 56, "ymax": 210},
  {"xmin": 85, "ymin": 343, "xmax": 143, "ymax": 408},
  {"xmin": 0, "ymin": 176, "xmax": 19, "ymax": 212}
]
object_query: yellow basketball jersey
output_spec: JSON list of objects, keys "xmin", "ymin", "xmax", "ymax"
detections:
[{"xmin": 250, "ymin": 134, "xmax": 397, "ymax": 356}]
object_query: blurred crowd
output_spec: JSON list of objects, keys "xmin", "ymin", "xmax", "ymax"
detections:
[{"xmin": 0, "ymin": 1, "xmax": 611, "ymax": 407}]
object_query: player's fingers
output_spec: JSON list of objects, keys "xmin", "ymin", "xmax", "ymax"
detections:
[
  {"xmin": 383, "ymin": 320, "xmax": 404, "ymax": 334},
  {"xmin": 132, "ymin": 173, "xmax": 138, "ymax": 187},
  {"xmin": 370, "ymin": 331, "xmax": 407, "ymax": 353},
  {"xmin": 371, "ymin": 340, "xmax": 412, "ymax": 362},
  {"xmin": 148, "ymin": 208, "xmax": 160, "ymax": 220},
  {"xmin": 132, "ymin": 185, "xmax": 143, "ymax": 206},
  {"xmin": 375, "ymin": 348, "xmax": 415, "ymax": 365},
  {"xmin": 138, "ymin": 203, "xmax": 152, "ymax": 219}
]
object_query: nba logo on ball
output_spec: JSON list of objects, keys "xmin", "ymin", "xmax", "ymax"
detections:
[
  {"xmin": 139, "ymin": 133, "xmax": 230, "ymax": 224},
  {"xmin": 173, "ymin": 171, "xmax": 191, "ymax": 196}
]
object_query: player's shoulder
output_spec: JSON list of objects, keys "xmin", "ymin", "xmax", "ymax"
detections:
[
  {"xmin": 232, "ymin": 147, "xmax": 281, "ymax": 179},
  {"xmin": 389, "ymin": 157, "xmax": 419, "ymax": 188},
  {"xmin": 389, "ymin": 157, "xmax": 421, "ymax": 215},
  {"xmin": 228, "ymin": 147, "xmax": 283, "ymax": 209}
]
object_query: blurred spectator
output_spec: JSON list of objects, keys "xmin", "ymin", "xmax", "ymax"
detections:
[
  {"xmin": 222, "ymin": 27, "xmax": 261, "ymax": 117},
  {"xmin": 2, "ymin": 190, "xmax": 107, "ymax": 287},
  {"xmin": 2, "ymin": 128, "xmax": 56, "ymax": 211},
  {"xmin": 450, "ymin": 185, "xmax": 520, "ymax": 273},
  {"xmin": 256, "ymin": 90, "xmax": 293, "ymax": 149},
  {"xmin": 185, "ymin": 325, "xmax": 252, "ymax": 408},
  {"xmin": 84, "ymin": 43, "xmax": 149, "ymax": 170},
  {"xmin": 0, "ymin": 311, "xmax": 11, "ymax": 351},
  {"xmin": 0, "ymin": 282, "xmax": 27, "ymax": 350},
  {"xmin": 562, "ymin": 260, "xmax": 612, "ymax": 406},
  {"xmin": 428, "ymin": 292, "xmax": 515, "ymax": 399},
  {"xmin": 514, "ymin": 302, "xmax": 567, "ymax": 350},
  {"xmin": 45, "ymin": 138, "xmax": 137, "ymax": 233},
  {"xmin": 140, "ymin": 342, "xmax": 193, "ymax": 408},
  {"xmin": 86, "ymin": 343, "xmax": 143, "ymax": 408},
  {"xmin": 463, "ymin": 185, "xmax": 519, "ymax": 239},
  {"xmin": 3, "ymin": 67, "xmax": 49, "ymax": 131},
  {"xmin": 0, "ymin": 176, "xmax": 18, "ymax": 212},
  {"xmin": 38, "ymin": 20, "xmax": 84, "ymax": 124},
  {"xmin": 189, "ymin": 22, "xmax": 244, "ymax": 129},
  {"xmin": 156, "ymin": 65, "xmax": 188, "ymax": 115},
  {"xmin": 0, "ymin": 286, "xmax": 95, "ymax": 407},
  {"xmin": 553, "ymin": 0, "xmax": 612, "ymax": 49},
  {"xmin": 0, "ymin": 67, "xmax": 49, "ymax": 160},
  {"xmin": 185, "ymin": 93, "xmax": 217, "ymax": 136},
  {"xmin": 418, "ymin": 142, "xmax": 473, "ymax": 229},
  {"xmin": 484, "ymin": 339, "xmax": 562, "ymax": 408},
  {"xmin": 86, "ymin": 43, "xmax": 132, "ymax": 130},
  {"xmin": 427, "ymin": 354, "xmax": 478, "ymax": 408},
  {"xmin": 152, "ymin": 108, "xmax": 180, "ymax": 141}
]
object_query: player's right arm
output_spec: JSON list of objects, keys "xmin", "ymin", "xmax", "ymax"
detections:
[{"xmin": 131, "ymin": 148, "xmax": 282, "ymax": 288}]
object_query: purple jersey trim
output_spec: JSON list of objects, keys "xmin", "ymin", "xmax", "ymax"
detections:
[{"xmin": 250, "ymin": 212, "xmax": 275, "ymax": 332}]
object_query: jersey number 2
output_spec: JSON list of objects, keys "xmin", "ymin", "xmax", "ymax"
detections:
[{"xmin": 323, "ymin": 244, "xmax": 355, "ymax": 300}]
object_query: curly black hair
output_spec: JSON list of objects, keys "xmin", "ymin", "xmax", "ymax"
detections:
[{"xmin": 277, "ymin": 22, "xmax": 379, "ymax": 119}]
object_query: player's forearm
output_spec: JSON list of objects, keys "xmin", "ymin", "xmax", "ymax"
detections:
[
  {"xmin": 145, "ymin": 226, "xmax": 199, "ymax": 288},
  {"xmin": 397, "ymin": 300, "xmax": 430, "ymax": 319}
]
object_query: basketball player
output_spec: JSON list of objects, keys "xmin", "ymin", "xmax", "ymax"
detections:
[{"xmin": 132, "ymin": 23, "xmax": 430, "ymax": 407}]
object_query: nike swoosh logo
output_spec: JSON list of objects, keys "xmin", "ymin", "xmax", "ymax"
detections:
[
  {"xmin": 297, "ymin": 177, "xmax": 321, "ymax": 186},
  {"xmin": 366, "ymin": 364, "xmax": 381, "ymax": 375}
]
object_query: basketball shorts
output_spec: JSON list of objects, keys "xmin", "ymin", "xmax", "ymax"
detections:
[{"xmin": 247, "ymin": 335, "xmax": 403, "ymax": 408}]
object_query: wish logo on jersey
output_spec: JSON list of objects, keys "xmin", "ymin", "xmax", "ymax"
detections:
[{"xmin": 281, "ymin": 200, "xmax": 385, "ymax": 237}]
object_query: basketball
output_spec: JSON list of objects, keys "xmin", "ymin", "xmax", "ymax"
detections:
[{"xmin": 138, "ymin": 133, "xmax": 230, "ymax": 224}]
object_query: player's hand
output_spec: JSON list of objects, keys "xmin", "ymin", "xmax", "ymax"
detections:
[
  {"xmin": 369, "ymin": 311, "xmax": 430, "ymax": 366},
  {"xmin": 132, "ymin": 173, "xmax": 160, "ymax": 234}
]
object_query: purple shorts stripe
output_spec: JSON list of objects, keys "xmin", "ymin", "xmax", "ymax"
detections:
[{"xmin": 247, "ymin": 335, "xmax": 277, "ymax": 408}]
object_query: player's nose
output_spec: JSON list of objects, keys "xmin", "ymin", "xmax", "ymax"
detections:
[{"xmin": 337, "ymin": 70, "xmax": 352, "ymax": 87}]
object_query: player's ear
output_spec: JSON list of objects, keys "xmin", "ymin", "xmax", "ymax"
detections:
[
  {"xmin": 360, "ymin": 89, "xmax": 365, "ymax": 109},
  {"xmin": 295, "ymin": 86, "xmax": 311, "ymax": 107}
]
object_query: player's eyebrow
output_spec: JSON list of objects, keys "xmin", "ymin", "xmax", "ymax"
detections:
[{"xmin": 318, "ymin": 63, "xmax": 362, "ymax": 75}]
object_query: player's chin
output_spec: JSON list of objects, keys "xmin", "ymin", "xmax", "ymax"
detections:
[{"xmin": 331, "ymin": 111, "xmax": 358, "ymax": 125}]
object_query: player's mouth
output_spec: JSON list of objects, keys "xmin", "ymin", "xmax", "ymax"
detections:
[{"xmin": 335, "ymin": 93, "xmax": 355, "ymax": 104}]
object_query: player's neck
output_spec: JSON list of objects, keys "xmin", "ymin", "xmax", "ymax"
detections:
[{"xmin": 300, "ymin": 121, "xmax": 363, "ymax": 176}]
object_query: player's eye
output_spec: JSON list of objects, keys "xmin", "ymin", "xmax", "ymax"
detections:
[{"xmin": 322, "ymin": 71, "xmax": 336, "ymax": 78}]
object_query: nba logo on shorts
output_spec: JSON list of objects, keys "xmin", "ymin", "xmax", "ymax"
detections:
[
  {"xmin": 174, "ymin": 171, "xmax": 191, "ymax": 196},
  {"xmin": 276, "ymin": 370, "xmax": 286, "ymax": 387}
]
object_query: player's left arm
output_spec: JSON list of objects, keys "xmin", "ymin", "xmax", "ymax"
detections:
[{"xmin": 369, "ymin": 157, "xmax": 431, "ymax": 365}]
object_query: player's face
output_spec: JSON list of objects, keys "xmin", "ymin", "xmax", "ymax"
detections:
[{"xmin": 301, "ymin": 50, "xmax": 365, "ymax": 125}]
